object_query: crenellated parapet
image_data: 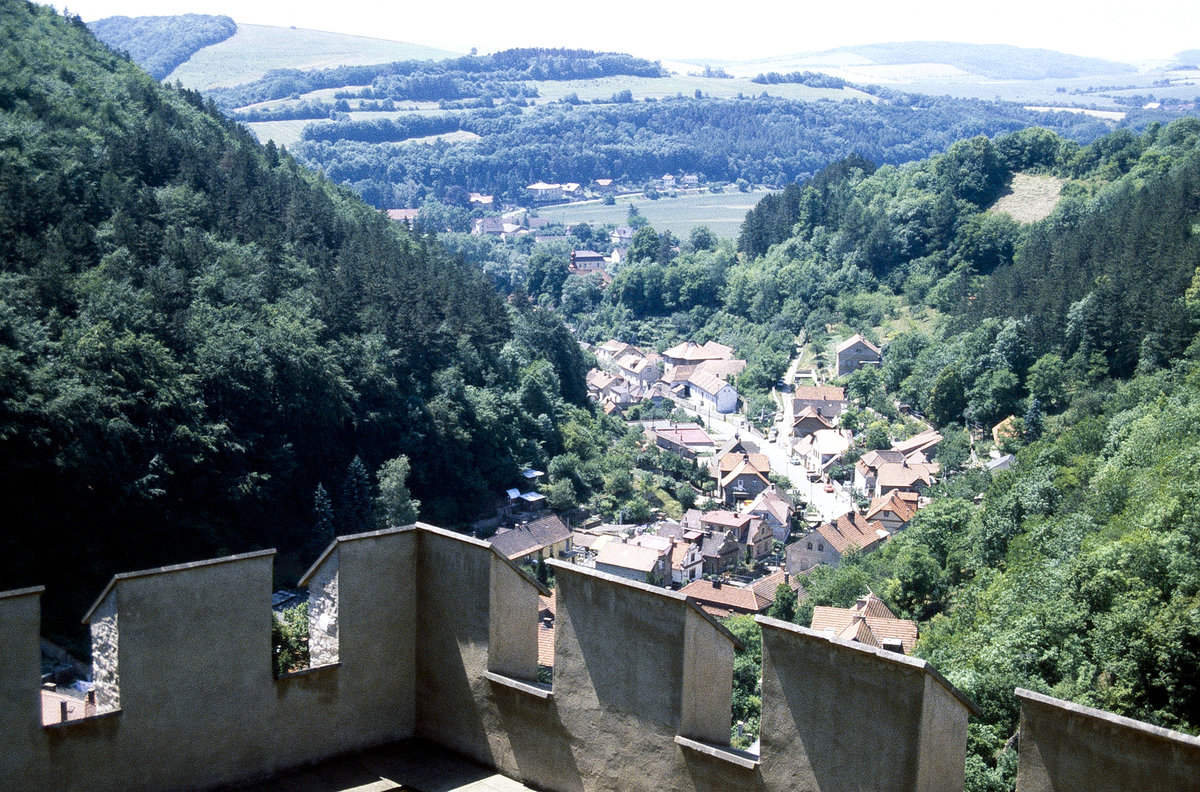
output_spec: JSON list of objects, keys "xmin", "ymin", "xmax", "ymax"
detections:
[{"xmin": 1, "ymin": 524, "xmax": 1195, "ymax": 792}]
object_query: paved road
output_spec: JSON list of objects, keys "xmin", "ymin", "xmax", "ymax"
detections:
[{"xmin": 676, "ymin": 400, "xmax": 853, "ymax": 522}]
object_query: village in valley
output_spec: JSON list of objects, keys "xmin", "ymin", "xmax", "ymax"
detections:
[{"xmin": 483, "ymin": 277, "xmax": 1011, "ymax": 687}]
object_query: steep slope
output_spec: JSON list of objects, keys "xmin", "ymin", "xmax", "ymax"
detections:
[
  {"xmin": 0, "ymin": 1, "xmax": 583, "ymax": 637},
  {"xmin": 87, "ymin": 13, "xmax": 237, "ymax": 80},
  {"xmin": 165, "ymin": 23, "xmax": 462, "ymax": 91}
]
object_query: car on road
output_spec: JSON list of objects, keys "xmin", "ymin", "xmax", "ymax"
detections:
[{"xmin": 823, "ymin": 482, "xmax": 835, "ymax": 493}]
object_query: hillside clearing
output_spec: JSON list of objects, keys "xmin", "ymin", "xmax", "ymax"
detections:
[
  {"xmin": 989, "ymin": 173, "xmax": 1065, "ymax": 224},
  {"xmin": 537, "ymin": 189, "xmax": 778, "ymax": 239},
  {"xmin": 167, "ymin": 24, "xmax": 458, "ymax": 90}
]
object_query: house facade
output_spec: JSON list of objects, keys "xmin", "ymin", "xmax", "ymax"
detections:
[
  {"xmin": 687, "ymin": 370, "xmax": 738, "ymax": 414},
  {"xmin": 835, "ymin": 334, "xmax": 882, "ymax": 377},
  {"xmin": 792, "ymin": 386, "xmax": 847, "ymax": 421},
  {"xmin": 788, "ymin": 511, "xmax": 889, "ymax": 571}
]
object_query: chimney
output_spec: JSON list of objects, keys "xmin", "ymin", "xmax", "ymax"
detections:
[
  {"xmin": 60, "ymin": 700, "xmax": 68, "ymax": 723},
  {"xmin": 713, "ymin": 579, "xmax": 721, "ymax": 588}
]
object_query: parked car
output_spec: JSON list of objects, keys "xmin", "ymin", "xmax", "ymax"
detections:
[{"xmin": 823, "ymin": 482, "xmax": 835, "ymax": 493}]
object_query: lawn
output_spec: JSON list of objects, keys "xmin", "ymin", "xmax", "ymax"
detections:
[{"xmin": 536, "ymin": 189, "xmax": 778, "ymax": 239}]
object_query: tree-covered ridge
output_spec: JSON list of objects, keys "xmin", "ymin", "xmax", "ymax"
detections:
[
  {"xmin": 206, "ymin": 47, "xmax": 666, "ymax": 110},
  {"xmin": 87, "ymin": 13, "xmax": 237, "ymax": 80},
  {"xmin": 292, "ymin": 96, "xmax": 1109, "ymax": 208},
  {"xmin": 0, "ymin": 0, "xmax": 588, "ymax": 638}
]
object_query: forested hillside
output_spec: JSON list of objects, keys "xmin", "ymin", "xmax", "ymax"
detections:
[
  {"xmin": 293, "ymin": 97, "xmax": 1108, "ymax": 207},
  {"xmin": 0, "ymin": 1, "xmax": 589, "ymax": 639},
  {"xmin": 87, "ymin": 13, "xmax": 237, "ymax": 80},
  {"xmin": 528, "ymin": 119, "xmax": 1200, "ymax": 788},
  {"xmin": 208, "ymin": 48, "xmax": 666, "ymax": 110}
]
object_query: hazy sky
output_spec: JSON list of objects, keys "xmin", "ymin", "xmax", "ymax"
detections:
[{"xmin": 50, "ymin": 0, "xmax": 1198, "ymax": 64}]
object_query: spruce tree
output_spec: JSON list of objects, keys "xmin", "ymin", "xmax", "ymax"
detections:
[
  {"xmin": 311, "ymin": 483, "xmax": 336, "ymax": 554},
  {"xmin": 339, "ymin": 456, "xmax": 375, "ymax": 535}
]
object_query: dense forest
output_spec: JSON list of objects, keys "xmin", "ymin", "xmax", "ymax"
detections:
[
  {"xmin": 6, "ymin": 5, "xmax": 1200, "ymax": 791},
  {"xmin": 517, "ymin": 119, "xmax": 1200, "ymax": 789},
  {"xmin": 207, "ymin": 48, "xmax": 666, "ymax": 110},
  {"xmin": 86, "ymin": 13, "xmax": 236, "ymax": 80},
  {"xmin": 292, "ymin": 96, "xmax": 1109, "ymax": 207},
  {"xmin": 0, "ymin": 0, "xmax": 592, "ymax": 642}
]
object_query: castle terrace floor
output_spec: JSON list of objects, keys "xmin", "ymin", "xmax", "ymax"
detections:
[{"xmin": 225, "ymin": 740, "xmax": 535, "ymax": 792}]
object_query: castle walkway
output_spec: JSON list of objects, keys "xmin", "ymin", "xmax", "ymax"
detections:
[{"xmin": 226, "ymin": 739, "xmax": 534, "ymax": 792}]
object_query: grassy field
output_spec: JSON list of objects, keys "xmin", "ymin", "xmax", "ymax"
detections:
[
  {"xmin": 528, "ymin": 75, "xmax": 872, "ymax": 104},
  {"xmin": 989, "ymin": 173, "xmax": 1066, "ymax": 224},
  {"xmin": 244, "ymin": 119, "xmax": 314, "ymax": 146},
  {"xmin": 536, "ymin": 189, "xmax": 777, "ymax": 239},
  {"xmin": 167, "ymin": 24, "xmax": 459, "ymax": 90},
  {"xmin": 246, "ymin": 115, "xmax": 479, "ymax": 147}
]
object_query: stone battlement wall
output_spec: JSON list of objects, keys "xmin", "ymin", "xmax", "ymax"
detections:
[{"xmin": 1, "ymin": 523, "xmax": 1196, "ymax": 792}]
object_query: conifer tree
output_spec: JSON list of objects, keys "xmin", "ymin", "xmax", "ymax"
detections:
[
  {"xmin": 339, "ymin": 456, "xmax": 375, "ymax": 535},
  {"xmin": 311, "ymin": 483, "xmax": 336, "ymax": 554}
]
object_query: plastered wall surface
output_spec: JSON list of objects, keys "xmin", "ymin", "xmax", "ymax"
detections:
[
  {"xmin": 1015, "ymin": 688, "xmax": 1200, "ymax": 792},
  {"xmin": 24, "ymin": 524, "xmax": 1193, "ymax": 792}
]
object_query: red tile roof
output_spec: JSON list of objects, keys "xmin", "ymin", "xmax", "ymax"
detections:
[
  {"xmin": 810, "ymin": 593, "xmax": 918, "ymax": 653},
  {"xmin": 751, "ymin": 570, "xmax": 807, "ymax": 603},
  {"xmin": 680, "ymin": 579, "xmax": 769, "ymax": 614},
  {"xmin": 866, "ymin": 490, "xmax": 919, "ymax": 524},
  {"xmin": 835, "ymin": 333, "xmax": 881, "ymax": 355},
  {"xmin": 815, "ymin": 511, "xmax": 889, "ymax": 555},
  {"xmin": 793, "ymin": 385, "xmax": 845, "ymax": 402}
]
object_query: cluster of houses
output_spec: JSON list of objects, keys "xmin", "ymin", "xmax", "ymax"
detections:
[{"xmin": 586, "ymin": 338, "xmax": 747, "ymax": 416}]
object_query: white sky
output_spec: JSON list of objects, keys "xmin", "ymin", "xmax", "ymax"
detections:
[{"xmin": 50, "ymin": 0, "xmax": 1198, "ymax": 64}]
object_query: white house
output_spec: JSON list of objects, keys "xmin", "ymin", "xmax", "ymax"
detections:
[{"xmin": 686, "ymin": 369, "xmax": 738, "ymax": 413}]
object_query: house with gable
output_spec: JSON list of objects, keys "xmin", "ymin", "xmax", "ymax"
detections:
[
  {"xmin": 610, "ymin": 225, "xmax": 635, "ymax": 249},
  {"xmin": 471, "ymin": 216, "xmax": 506, "ymax": 236},
  {"xmin": 699, "ymin": 529, "xmax": 741, "ymax": 575},
  {"xmin": 787, "ymin": 510, "xmax": 890, "ymax": 571},
  {"xmin": 713, "ymin": 451, "xmax": 771, "ymax": 505},
  {"xmin": 751, "ymin": 569, "xmax": 807, "ymax": 612},
  {"xmin": 792, "ymin": 385, "xmax": 847, "ymax": 421},
  {"xmin": 835, "ymin": 333, "xmax": 882, "ymax": 377},
  {"xmin": 617, "ymin": 351, "xmax": 663, "ymax": 386},
  {"xmin": 892, "ymin": 429, "xmax": 942, "ymax": 460},
  {"xmin": 853, "ymin": 449, "xmax": 909, "ymax": 494},
  {"xmin": 593, "ymin": 540, "xmax": 668, "ymax": 585},
  {"xmin": 488, "ymin": 514, "xmax": 573, "ymax": 562},
  {"xmin": 700, "ymin": 510, "xmax": 773, "ymax": 561},
  {"xmin": 866, "ymin": 490, "xmax": 920, "ymax": 534},
  {"xmin": 668, "ymin": 538, "xmax": 704, "ymax": 586},
  {"xmin": 679, "ymin": 579, "xmax": 768, "ymax": 619},
  {"xmin": 791, "ymin": 405, "xmax": 834, "ymax": 439},
  {"xmin": 595, "ymin": 339, "xmax": 638, "ymax": 366},
  {"xmin": 686, "ymin": 369, "xmax": 738, "ymax": 414},
  {"xmin": 745, "ymin": 486, "xmax": 794, "ymax": 543},
  {"xmin": 795, "ymin": 428, "xmax": 853, "ymax": 476},
  {"xmin": 875, "ymin": 458, "xmax": 937, "ymax": 498},
  {"xmin": 810, "ymin": 592, "xmax": 918, "ymax": 655}
]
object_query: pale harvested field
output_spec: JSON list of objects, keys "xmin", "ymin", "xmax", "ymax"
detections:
[{"xmin": 990, "ymin": 173, "xmax": 1066, "ymax": 224}]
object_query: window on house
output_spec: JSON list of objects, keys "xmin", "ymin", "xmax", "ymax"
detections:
[{"xmin": 807, "ymin": 542, "xmax": 812, "ymax": 550}]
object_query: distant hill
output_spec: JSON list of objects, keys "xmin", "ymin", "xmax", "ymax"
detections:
[
  {"xmin": 827, "ymin": 41, "xmax": 1135, "ymax": 80},
  {"xmin": 164, "ymin": 23, "xmax": 461, "ymax": 90},
  {"xmin": 88, "ymin": 13, "xmax": 237, "ymax": 80},
  {"xmin": 687, "ymin": 41, "xmax": 1135, "ymax": 82},
  {"xmin": 1176, "ymin": 49, "xmax": 1200, "ymax": 65}
]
